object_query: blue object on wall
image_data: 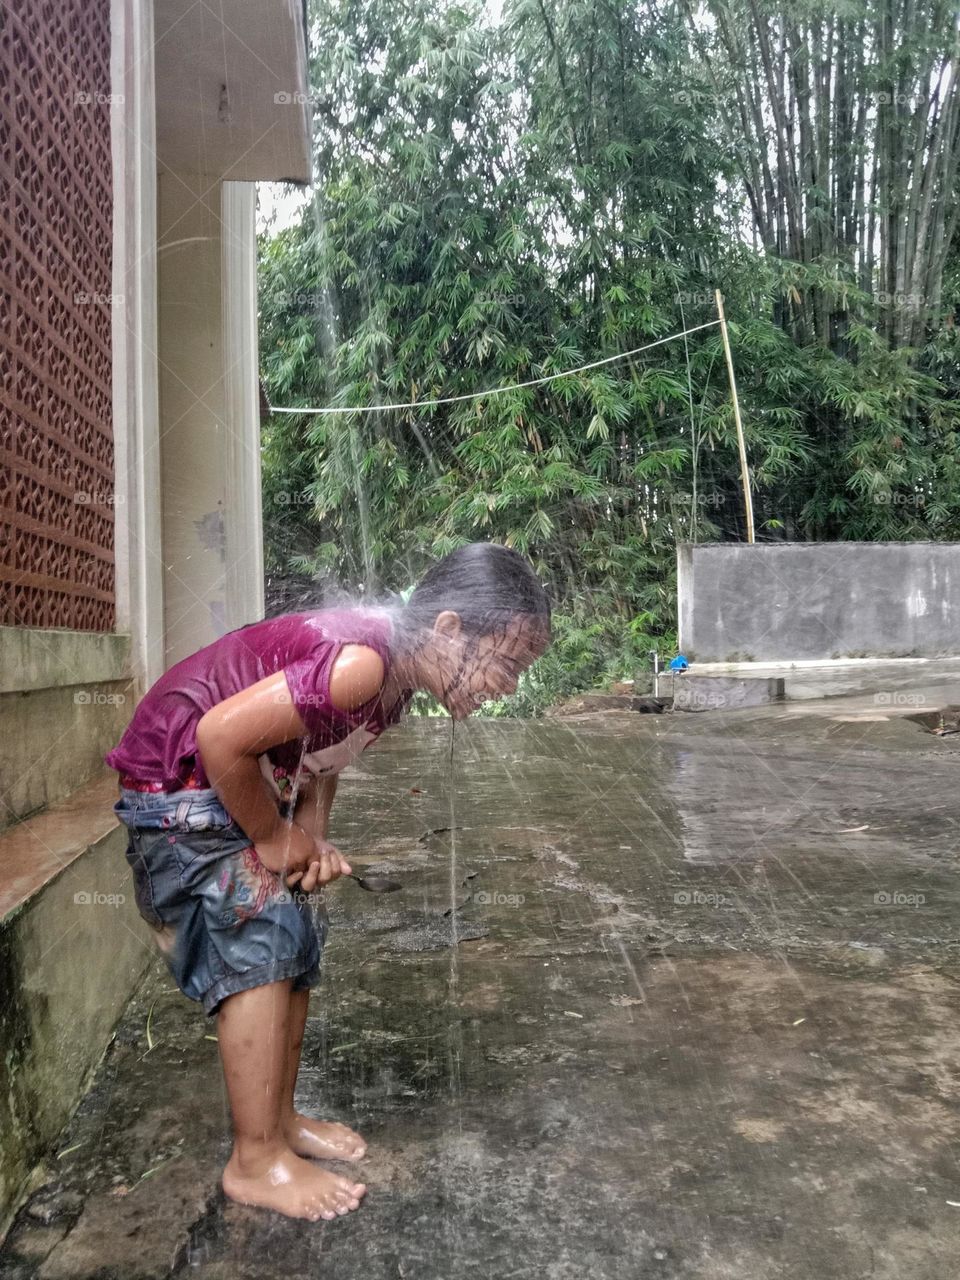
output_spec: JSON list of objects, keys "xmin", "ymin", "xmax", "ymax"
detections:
[{"xmin": 668, "ymin": 655, "xmax": 689, "ymax": 671}]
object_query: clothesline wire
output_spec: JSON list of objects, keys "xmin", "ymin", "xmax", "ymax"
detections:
[{"xmin": 267, "ymin": 319, "xmax": 722, "ymax": 417}]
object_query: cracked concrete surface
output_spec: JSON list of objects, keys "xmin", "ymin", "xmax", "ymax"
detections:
[{"xmin": 3, "ymin": 699, "xmax": 960, "ymax": 1278}]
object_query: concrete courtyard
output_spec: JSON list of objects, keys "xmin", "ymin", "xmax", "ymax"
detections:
[{"xmin": 3, "ymin": 685, "xmax": 960, "ymax": 1279}]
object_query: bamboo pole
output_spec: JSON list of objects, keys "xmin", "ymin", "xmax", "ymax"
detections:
[{"xmin": 715, "ymin": 289, "xmax": 755, "ymax": 544}]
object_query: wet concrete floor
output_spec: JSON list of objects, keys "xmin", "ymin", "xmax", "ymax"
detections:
[{"xmin": 4, "ymin": 700, "xmax": 960, "ymax": 1278}]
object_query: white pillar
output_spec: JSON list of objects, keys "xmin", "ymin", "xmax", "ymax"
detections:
[
  {"xmin": 110, "ymin": 0, "xmax": 164, "ymax": 693},
  {"xmin": 156, "ymin": 173, "xmax": 264, "ymax": 669},
  {"xmin": 222, "ymin": 182, "xmax": 265, "ymax": 633},
  {"xmin": 157, "ymin": 170, "xmax": 226, "ymax": 667}
]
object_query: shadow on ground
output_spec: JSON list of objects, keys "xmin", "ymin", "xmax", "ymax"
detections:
[{"xmin": 4, "ymin": 702, "xmax": 960, "ymax": 1278}]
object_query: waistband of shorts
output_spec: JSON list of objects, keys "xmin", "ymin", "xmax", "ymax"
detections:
[{"xmin": 115, "ymin": 785, "xmax": 235, "ymax": 831}]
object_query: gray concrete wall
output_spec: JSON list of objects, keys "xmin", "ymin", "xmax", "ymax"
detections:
[
  {"xmin": 677, "ymin": 542, "xmax": 960, "ymax": 662},
  {"xmin": 0, "ymin": 629, "xmax": 133, "ymax": 830}
]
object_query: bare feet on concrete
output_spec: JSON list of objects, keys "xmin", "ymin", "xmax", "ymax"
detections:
[
  {"xmin": 222, "ymin": 1142, "xmax": 366, "ymax": 1222},
  {"xmin": 283, "ymin": 1114, "xmax": 367, "ymax": 1161}
]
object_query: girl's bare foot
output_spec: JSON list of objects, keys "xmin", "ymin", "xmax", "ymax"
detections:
[
  {"xmin": 222, "ymin": 1142, "xmax": 366, "ymax": 1221},
  {"xmin": 283, "ymin": 1114, "xmax": 367, "ymax": 1161}
]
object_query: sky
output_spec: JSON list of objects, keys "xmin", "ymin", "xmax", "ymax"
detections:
[{"xmin": 257, "ymin": 181, "xmax": 310, "ymax": 234}]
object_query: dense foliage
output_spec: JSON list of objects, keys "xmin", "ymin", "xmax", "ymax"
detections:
[{"xmin": 259, "ymin": 0, "xmax": 960, "ymax": 712}]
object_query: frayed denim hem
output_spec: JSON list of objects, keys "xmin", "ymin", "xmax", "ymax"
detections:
[{"xmin": 202, "ymin": 956, "xmax": 322, "ymax": 1016}]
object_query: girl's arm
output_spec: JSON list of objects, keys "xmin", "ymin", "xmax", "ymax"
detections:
[
  {"xmin": 195, "ymin": 670, "xmax": 313, "ymax": 872},
  {"xmin": 294, "ymin": 773, "xmax": 339, "ymax": 841},
  {"xmin": 195, "ymin": 645, "xmax": 384, "ymax": 877}
]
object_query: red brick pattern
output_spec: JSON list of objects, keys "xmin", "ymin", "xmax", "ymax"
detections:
[{"xmin": 0, "ymin": 0, "xmax": 115, "ymax": 631}]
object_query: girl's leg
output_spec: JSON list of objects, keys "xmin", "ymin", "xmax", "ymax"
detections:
[
  {"xmin": 217, "ymin": 979, "xmax": 366, "ymax": 1220},
  {"xmin": 281, "ymin": 986, "xmax": 367, "ymax": 1160}
]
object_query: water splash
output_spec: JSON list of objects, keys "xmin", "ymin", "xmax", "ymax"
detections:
[
  {"xmin": 448, "ymin": 720, "xmax": 459, "ymax": 950},
  {"xmin": 446, "ymin": 719, "xmax": 463, "ymax": 1104}
]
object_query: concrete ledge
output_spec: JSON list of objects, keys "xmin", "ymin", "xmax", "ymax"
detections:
[
  {"xmin": 674, "ymin": 675, "xmax": 786, "ymax": 712},
  {"xmin": 0, "ymin": 628, "xmax": 134, "ymax": 829},
  {"xmin": 0, "ymin": 774, "xmax": 123, "ymax": 920},
  {"xmin": 0, "ymin": 774, "xmax": 151, "ymax": 1236},
  {"xmin": 0, "ymin": 684, "xmax": 133, "ymax": 830},
  {"xmin": 0, "ymin": 629, "xmax": 132, "ymax": 694},
  {"xmin": 685, "ymin": 656, "xmax": 960, "ymax": 706}
]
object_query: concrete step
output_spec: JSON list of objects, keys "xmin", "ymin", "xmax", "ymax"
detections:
[
  {"xmin": 667, "ymin": 657, "xmax": 960, "ymax": 714},
  {"xmin": 673, "ymin": 674, "xmax": 786, "ymax": 712},
  {"xmin": 0, "ymin": 773, "xmax": 151, "ymax": 1238}
]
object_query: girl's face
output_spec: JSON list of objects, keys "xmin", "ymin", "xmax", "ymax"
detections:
[{"xmin": 424, "ymin": 613, "xmax": 550, "ymax": 720}]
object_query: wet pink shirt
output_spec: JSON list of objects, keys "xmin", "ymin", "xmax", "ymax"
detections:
[{"xmin": 105, "ymin": 608, "xmax": 411, "ymax": 792}]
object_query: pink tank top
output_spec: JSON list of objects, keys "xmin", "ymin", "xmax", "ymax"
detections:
[{"xmin": 105, "ymin": 608, "xmax": 410, "ymax": 792}]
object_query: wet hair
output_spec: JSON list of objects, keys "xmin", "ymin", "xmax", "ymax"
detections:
[{"xmin": 397, "ymin": 543, "xmax": 551, "ymax": 648}]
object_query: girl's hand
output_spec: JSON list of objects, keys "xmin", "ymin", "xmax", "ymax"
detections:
[
  {"xmin": 286, "ymin": 839, "xmax": 352, "ymax": 892},
  {"xmin": 254, "ymin": 821, "xmax": 316, "ymax": 876}
]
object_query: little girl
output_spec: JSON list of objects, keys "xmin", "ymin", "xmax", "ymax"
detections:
[{"xmin": 106, "ymin": 542, "xmax": 550, "ymax": 1223}]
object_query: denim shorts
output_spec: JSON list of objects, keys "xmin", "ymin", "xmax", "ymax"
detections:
[{"xmin": 115, "ymin": 786, "xmax": 325, "ymax": 1015}]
